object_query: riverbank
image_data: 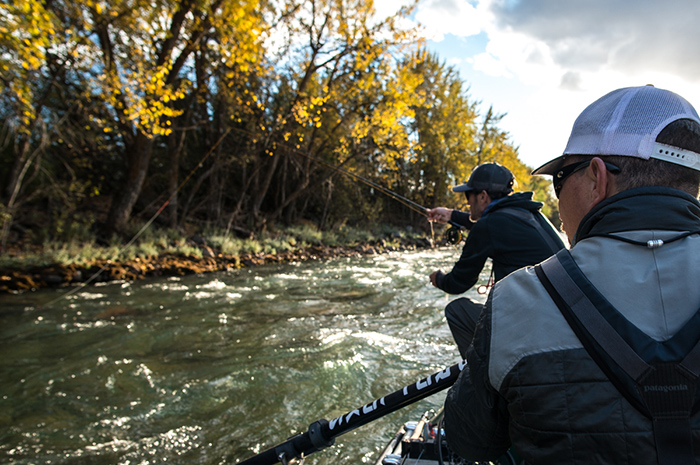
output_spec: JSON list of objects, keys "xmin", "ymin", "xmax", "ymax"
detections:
[{"xmin": 0, "ymin": 233, "xmax": 437, "ymax": 294}]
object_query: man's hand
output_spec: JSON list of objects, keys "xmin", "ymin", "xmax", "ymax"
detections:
[
  {"xmin": 429, "ymin": 270, "xmax": 443, "ymax": 288},
  {"xmin": 427, "ymin": 207, "xmax": 453, "ymax": 224}
]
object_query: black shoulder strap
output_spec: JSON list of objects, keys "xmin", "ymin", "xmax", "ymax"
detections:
[
  {"xmin": 535, "ymin": 250, "xmax": 700, "ymax": 465},
  {"xmin": 497, "ymin": 207, "xmax": 562, "ymax": 254}
]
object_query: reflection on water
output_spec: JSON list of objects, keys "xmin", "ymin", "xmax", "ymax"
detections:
[{"xmin": 0, "ymin": 248, "xmax": 491, "ymax": 464}]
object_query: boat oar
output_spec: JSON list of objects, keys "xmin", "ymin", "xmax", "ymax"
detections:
[{"xmin": 238, "ymin": 360, "xmax": 467, "ymax": 465}]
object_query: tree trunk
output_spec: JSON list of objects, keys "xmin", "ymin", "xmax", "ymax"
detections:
[
  {"xmin": 207, "ymin": 107, "xmax": 223, "ymax": 223},
  {"xmin": 166, "ymin": 132, "xmax": 181, "ymax": 229},
  {"xmin": 106, "ymin": 132, "xmax": 154, "ymax": 232},
  {"xmin": 3, "ymin": 134, "xmax": 32, "ymax": 205},
  {"xmin": 251, "ymin": 151, "xmax": 282, "ymax": 218},
  {"xmin": 165, "ymin": 96, "xmax": 195, "ymax": 230},
  {"xmin": 320, "ymin": 178, "xmax": 333, "ymax": 229}
]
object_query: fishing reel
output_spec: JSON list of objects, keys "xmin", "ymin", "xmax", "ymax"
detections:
[{"xmin": 445, "ymin": 226, "xmax": 463, "ymax": 245}]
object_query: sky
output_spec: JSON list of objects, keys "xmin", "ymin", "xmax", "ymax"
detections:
[{"xmin": 377, "ymin": 0, "xmax": 700, "ymax": 170}]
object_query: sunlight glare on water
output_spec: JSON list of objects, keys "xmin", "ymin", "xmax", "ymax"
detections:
[{"xmin": 0, "ymin": 247, "xmax": 492, "ymax": 464}]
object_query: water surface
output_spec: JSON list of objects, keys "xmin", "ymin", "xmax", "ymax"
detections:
[{"xmin": 0, "ymin": 248, "xmax": 491, "ymax": 464}]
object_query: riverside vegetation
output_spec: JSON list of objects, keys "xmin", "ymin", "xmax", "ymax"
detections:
[
  {"xmin": 0, "ymin": 223, "xmax": 438, "ymax": 294},
  {"xmin": 2, "ymin": 1, "xmax": 561, "ymax": 295}
]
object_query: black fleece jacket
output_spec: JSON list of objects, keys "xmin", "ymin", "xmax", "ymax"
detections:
[{"xmin": 435, "ymin": 192, "xmax": 565, "ymax": 294}]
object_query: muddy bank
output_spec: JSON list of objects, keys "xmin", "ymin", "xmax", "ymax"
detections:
[{"xmin": 0, "ymin": 237, "xmax": 436, "ymax": 294}]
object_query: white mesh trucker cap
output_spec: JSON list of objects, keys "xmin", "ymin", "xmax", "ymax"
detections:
[{"xmin": 533, "ymin": 85, "xmax": 700, "ymax": 176}]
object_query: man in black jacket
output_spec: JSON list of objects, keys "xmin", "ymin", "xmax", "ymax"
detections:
[{"xmin": 428, "ymin": 162, "xmax": 565, "ymax": 358}]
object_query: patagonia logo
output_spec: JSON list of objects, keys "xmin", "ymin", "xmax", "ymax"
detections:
[{"xmin": 644, "ymin": 384, "xmax": 689, "ymax": 393}]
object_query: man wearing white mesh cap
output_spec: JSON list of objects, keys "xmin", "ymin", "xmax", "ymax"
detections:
[{"xmin": 443, "ymin": 85, "xmax": 700, "ymax": 464}]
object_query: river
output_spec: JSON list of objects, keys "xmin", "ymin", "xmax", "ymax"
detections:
[{"xmin": 0, "ymin": 247, "xmax": 492, "ymax": 464}]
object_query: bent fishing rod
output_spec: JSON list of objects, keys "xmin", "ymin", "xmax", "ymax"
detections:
[{"xmin": 238, "ymin": 360, "xmax": 467, "ymax": 465}]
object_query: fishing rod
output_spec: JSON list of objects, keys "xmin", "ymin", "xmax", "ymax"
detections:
[{"xmin": 238, "ymin": 360, "xmax": 467, "ymax": 465}]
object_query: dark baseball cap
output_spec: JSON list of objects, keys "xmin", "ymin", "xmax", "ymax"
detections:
[{"xmin": 453, "ymin": 163, "xmax": 514, "ymax": 196}]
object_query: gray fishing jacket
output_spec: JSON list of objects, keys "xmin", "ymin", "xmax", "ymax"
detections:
[{"xmin": 444, "ymin": 187, "xmax": 700, "ymax": 464}]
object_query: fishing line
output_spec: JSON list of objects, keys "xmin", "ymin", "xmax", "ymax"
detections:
[
  {"xmin": 292, "ymin": 149, "xmax": 474, "ymax": 247},
  {"xmin": 41, "ymin": 128, "xmax": 232, "ymax": 306},
  {"xmin": 225, "ymin": 125, "xmax": 443, "ymax": 220},
  {"xmin": 226, "ymin": 125, "xmax": 465, "ymax": 243},
  {"xmin": 40, "ymin": 126, "xmax": 462, "ymax": 305},
  {"xmin": 291, "ymin": 150, "xmax": 430, "ymax": 218},
  {"xmin": 284, "ymin": 147, "xmax": 466, "ymax": 243}
]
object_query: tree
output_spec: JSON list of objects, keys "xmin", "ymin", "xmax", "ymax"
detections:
[
  {"xmin": 82, "ymin": 0, "xmax": 269, "ymax": 232},
  {"xmin": 0, "ymin": 0, "xmax": 558, "ymax": 248},
  {"xmin": 2, "ymin": 0, "xmax": 268, "ymax": 235},
  {"xmin": 212, "ymin": 0, "xmax": 422, "ymax": 228},
  {"xmin": 406, "ymin": 49, "xmax": 479, "ymax": 211},
  {"xmin": 0, "ymin": 0, "xmax": 58, "ymax": 246}
]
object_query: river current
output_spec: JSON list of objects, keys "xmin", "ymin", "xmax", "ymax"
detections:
[{"xmin": 0, "ymin": 247, "xmax": 492, "ymax": 464}]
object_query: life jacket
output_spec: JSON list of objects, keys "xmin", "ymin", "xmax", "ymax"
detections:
[{"xmin": 534, "ymin": 249, "xmax": 700, "ymax": 465}]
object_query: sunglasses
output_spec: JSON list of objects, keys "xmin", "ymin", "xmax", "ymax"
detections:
[{"xmin": 553, "ymin": 160, "xmax": 621, "ymax": 198}]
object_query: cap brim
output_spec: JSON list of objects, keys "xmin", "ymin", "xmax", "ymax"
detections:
[
  {"xmin": 532, "ymin": 155, "xmax": 566, "ymax": 176},
  {"xmin": 452, "ymin": 184, "xmax": 475, "ymax": 193}
]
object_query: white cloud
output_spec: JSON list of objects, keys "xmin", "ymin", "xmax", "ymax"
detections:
[
  {"xmin": 372, "ymin": 0, "xmax": 412, "ymax": 20},
  {"xmin": 560, "ymin": 72, "xmax": 584, "ymax": 92},
  {"xmin": 488, "ymin": 0, "xmax": 700, "ymax": 83},
  {"xmin": 413, "ymin": 0, "xmax": 700, "ymax": 89},
  {"xmin": 471, "ymin": 52, "xmax": 512, "ymax": 78},
  {"xmin": 405, "ymin": 0, "xmax": 700, "ymax": 168},
  {"xmin": 413, "ymin": 0, "xmax": 487, "ymax": 41}
]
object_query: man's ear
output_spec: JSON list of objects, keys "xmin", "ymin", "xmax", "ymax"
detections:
[{"xmin": 586, "ymin": 157, "xmax": 613, "ymax": 207}]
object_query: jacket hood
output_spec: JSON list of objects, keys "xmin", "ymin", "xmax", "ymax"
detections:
[{"xmin": 485, "ymin": 191, "xmax": 543, "ymax": 216}]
